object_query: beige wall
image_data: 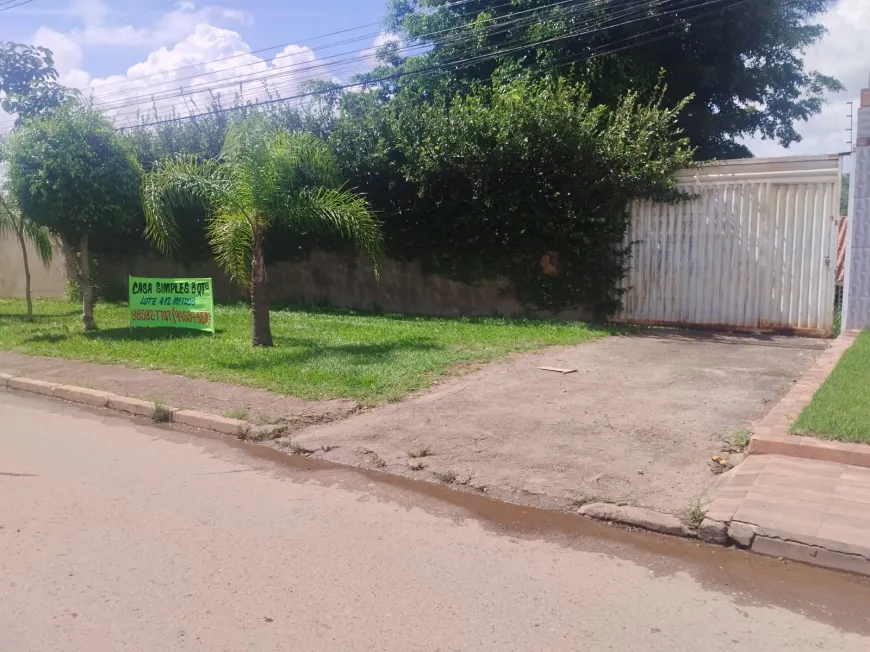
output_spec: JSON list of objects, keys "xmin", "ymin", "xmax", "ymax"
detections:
[
  {"xmin": 0, "ymin": 231, "xmax": 67, "ymax": 298},
  {"xmin": 2, "ymin": 243, "xmax": 588, "ymax": 318},
  {"xmin": 96, "ymin": 250, "xmax": 541, "ymax": 317}
]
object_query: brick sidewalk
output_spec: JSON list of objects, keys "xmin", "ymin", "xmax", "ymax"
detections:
[{"xmin": 705, "ymin": 455, "xmax": 870, "ymax": 575}]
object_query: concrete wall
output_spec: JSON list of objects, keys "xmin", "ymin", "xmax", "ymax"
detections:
[
  {"xmin": 0, "ymin": 231, "xmax": 67, "ymax": 298},
  {"xmin": 90, "ymin": 250, "xmax": 565, "ymax": 318},
  {"xmin": 843, "ymin": 80, "xmax": 870, "ymax": 330}
]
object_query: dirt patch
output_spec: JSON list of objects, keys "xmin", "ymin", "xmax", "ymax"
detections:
[
  {"xmin": 0, "ymin": 351, "xmax": 356, "ymax": 430},
  {"xmin": 280, "ymin": 330, "xmax": 826, "ymax": 515}
]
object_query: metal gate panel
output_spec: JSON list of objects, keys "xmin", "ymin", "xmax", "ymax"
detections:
[{"xmin": 617, "ymin": 155, "xmax": 841, "ymax": 335}]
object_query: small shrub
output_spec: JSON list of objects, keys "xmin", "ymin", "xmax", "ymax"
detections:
[{"xmin": 152, "ymin": 400, "xmax": 172, "ymax": 423}]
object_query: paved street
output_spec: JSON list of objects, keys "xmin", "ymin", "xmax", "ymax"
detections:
[{"xmin": 2, "ymin": 390, "xmax": 870, "ymax": 651}]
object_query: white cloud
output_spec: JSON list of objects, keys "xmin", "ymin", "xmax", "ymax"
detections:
[
  {"xmin": 31, "ymin": 26, "xmax": 86, "ymax": 81},
  {"xmin": 742, "ymin": 0, "xmax": 869, "ymax": 158},
  {"xmin": 76, "ymin": 25, "xmax": 320, "ymax": 126},
  {"xmin": 0, "ymin": 2, "xmax": 325, "ymax": 131}
]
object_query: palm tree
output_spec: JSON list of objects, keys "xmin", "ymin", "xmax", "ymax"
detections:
[
  {"xmin": 0, "ymin": 189, "xmax": 53, "ymax": 323},
  {"xmin": 141, "ymin": 117, "xmax": 383, "ymax": 347}
]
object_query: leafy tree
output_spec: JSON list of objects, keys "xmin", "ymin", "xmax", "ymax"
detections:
[
  {"xmin": 141, "ymin": 116, "xmax": 383, "ymax": 347},
  {"xmin": 3, "ymin": 103, "xmax": 142, "ymax": 330},
  {"xmin": 331, "ymin": 76, "xmax": 694, "ymax": 315},
  {"xmin": 0, "ymin": 189, "xmax": 53, "ymax": 322},
  {"xmin": 383, "ymin": 0, "xmax": 842, "ymax": 160},
  {"xmin": 0, "ymin": 41, "xmax": 78, "ymax": 125}
]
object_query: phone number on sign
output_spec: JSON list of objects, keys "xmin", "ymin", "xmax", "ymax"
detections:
[{"xmin": 131, "ymin": 309, "xmax": 212, "ymax": 325}]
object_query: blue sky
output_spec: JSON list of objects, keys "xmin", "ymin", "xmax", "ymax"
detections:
[
  {"xmin": 2, "ymin": 1, "xmax": 387, "ymax": 79},
  {"xmin": 1, "ymin": 0, "xmax": 868, "ymax": 156}
]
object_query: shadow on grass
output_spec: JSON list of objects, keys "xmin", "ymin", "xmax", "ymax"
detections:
[
  {"xmin": 221, "ymin": 335, "xmax": 443, "ymax": 370},
  {"xmin": 23, "ymin": 333, "xmax": 71, "ymax": 344},
  {"xmin": 0, "ymin": 310, "xmax": 81, "ymax": 322},
  {"xmin": 82, "ymin": 327, "xmax": 222, "ymax": 342}
]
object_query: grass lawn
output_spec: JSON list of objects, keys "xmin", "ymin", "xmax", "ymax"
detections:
[
  {"xmin": 792, "ymin": 330, "xmax": 870, "ymax": 443},
  {"xmin": 0, "ymin": 299, "xmax": 607, "ymax": 403}
]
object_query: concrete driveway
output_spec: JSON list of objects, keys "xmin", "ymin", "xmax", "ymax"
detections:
[{"xmin": 290, "ymin": 330, "xmax": 827, "ymax": 514}]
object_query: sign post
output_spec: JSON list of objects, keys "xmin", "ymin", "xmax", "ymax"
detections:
[{"xmin": 129, "ymin": 276, "xmax": 215, "ymax": 333}]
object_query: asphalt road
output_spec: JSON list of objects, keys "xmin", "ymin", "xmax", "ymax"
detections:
[{"xmin": 2, "ymin": 389, "xmax": 870, "ymax": 651}]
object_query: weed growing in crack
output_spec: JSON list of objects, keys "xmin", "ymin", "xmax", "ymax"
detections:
[
  {"xmin": 434, "ymin": 470, "xmax": 457, "ymax": 484},
  {"xmin": 681, "ymin": 502, "xmax": 706, "ymax": 531},
  {"xmin": 408, "ymin": 445, "xmax": 433, "ymax": 459},
  {"xmin": 223, "ymin": 408, "xmax": 249, "ymax": 421},
  {"xmin": 726, "ymin": 428, "xmax": 752, "ymax": 452},
  {"xmin": 256, "ymin": 412, "xmax": 281, "ymax": 426},
  {"xmin": 287, "ymin": 440, "xmax": 315, "ymax": 455}
]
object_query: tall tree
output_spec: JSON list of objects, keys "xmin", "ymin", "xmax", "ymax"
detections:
[
  {"xmin": 0, "ymin": 189, "xmax": 53, "ymax": 322},
  {"xmin": 3, "ymin": 103, "xmax": 142, "ymax": 330},
  {"xmin": 141, "ymin": 116, "xmax": 383, "ymax": 347},
  {"xmin": 383, "ymin": 0, "xmax": 842, "ymax": 160},
  {"xmin": 0, "ymin": 42, "xmax": 78, "ymax": 125}
]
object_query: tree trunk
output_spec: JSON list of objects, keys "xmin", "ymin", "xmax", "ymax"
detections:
[
  {"xmin": 59, "ymin": 233, "xmax": 96, "ymax": 331},
  {"xmin": 79, "ymin": 233, "xmax": 96, "ymax": 331},
  {"xmin": 250, "ymin": 236, "xmax": 272, "ymax": 347},
  {"xmin": 15, "ymin": 225, "xmax": 33, "ymax": 323}
]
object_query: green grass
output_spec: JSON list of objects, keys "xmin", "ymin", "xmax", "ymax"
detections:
[
  {"xmin": 0, "ymin": 299, "xmax": 607, "ymax": 403},
  {"xmin": 792, "ymin": 330, "xmax": 870, "ymax": 443}
]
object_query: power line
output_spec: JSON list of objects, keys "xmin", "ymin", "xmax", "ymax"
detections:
[
  {"xmin": 108, "ymin": 0, "xmax": 713, "ymax": 128},
  {"xmin": 86, "ymin": 0, "xmax": 592, "ymax": 113},
  {"xmin": 24, "ymin": 0, "xmax": 611, "ymax": 132},
  {"xmin": 0, "ymin": 0, "xmax": 37, "ymax": 12},
  {"xmin": 119, "ymin": 0, "xmax": 746, "ymax": 134},
  {"xmin": 115, "ymin": 0, "xmax": 747, "ymax": 131},
  {"xmin": 104, "ymin": 0, "xmax": 677, "ymax": 127},
  {"xmin": 75, "ymin": 0, "xmax": 581, "ymax": 107},
  {"xmin": 0, "ymin": 0, "xmax": 654, "ymax": 130},
  {"xmin": 58, "ymin": 0, "xmax": 485, "ymax": 96}
]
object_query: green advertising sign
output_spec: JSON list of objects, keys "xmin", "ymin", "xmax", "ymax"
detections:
[{"xmin": 129, "ymin": 276, "xmax": 215, "ymax": 333}]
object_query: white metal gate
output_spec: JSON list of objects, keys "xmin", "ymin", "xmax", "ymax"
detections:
[{"xmin": 617, "ymin": 154, "xmax": 842, "ymax": 335}]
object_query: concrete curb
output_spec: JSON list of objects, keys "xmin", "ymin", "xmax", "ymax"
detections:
[
  {"xmin": 12, "ymin": 369, "xmax": 865, "ymax": 576},
  {"xmin": 701, "ymin": 513, "xmax": 870, "ymax": 576},
  {"xmin": 5, "ymin": 369, "xmax": 708, "ymax": 543},
  {"xmin": 749, "ymin": 330, "xmax": 870, "ymax": 468},
  {"xmin": 2, "ymin": 372, "xmax": 250, "ymax": 439},
  {"xmin": 578, "ymin": 502, "xmax": 698, "ymax": 539}
]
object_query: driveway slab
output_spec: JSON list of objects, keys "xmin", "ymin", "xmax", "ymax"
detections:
[{"xmin": 289, "ymin": 330, "xmax": 825, "ymax": 514}]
